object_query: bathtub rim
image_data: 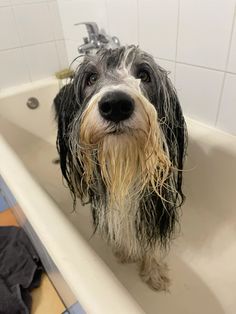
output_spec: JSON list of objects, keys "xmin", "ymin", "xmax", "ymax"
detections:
[
  {"xmin": 0, "ymin": 77, "xmax": 58, "ymax": 99},
  {"xmin": 0, "ymin": 135, "xmax": 144, "ymax": 314}
]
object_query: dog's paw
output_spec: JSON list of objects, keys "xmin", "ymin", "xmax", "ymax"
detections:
[{"xmin": 139, "ymin": 259, "xmax": 171, "ymax": 292}]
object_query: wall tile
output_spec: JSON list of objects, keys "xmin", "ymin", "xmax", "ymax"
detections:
[
  {"xmin": 106, "ymin": 0, "xmax": 138, "ymax": 45},
  {"xmin": 0, "ymin": 7, "xmax": 19, "ymax": 50},
  {"xmin": 0, "ymin": 48, "xmax": 30, "ymax": 89},
  {"xmin": 177, "ymin": 0, "xmax": 235, "ymax": 70},
  {"xmin": 56, "ymin": 40, "xmax": 69, "ymax": 69},
  {"xmin": 0, "ymin": 0, "xmax": 11, "ymax": 6},
  {"xmin": 0, "ymin": 0, "xmax": 235, "ymax": 136},
  {"xmin": 155, "ymin": 58, "xmax": 175, "ymax": 83},
  {"xmin": 139, "ymin": 0, "xmax": 178, "ymax": 60},
  {"xmin": 0, "ymin": 0, "xmax": 66, "ymax": 89},
  {"xmin": 12, "ymin": 0, "xmax": 49, "ymax": 4},
  {"xmin": 23, "ymin": 42, "xmax": 60, "ymax": 80},
  {"xmin": 65, "ymin": 39, "xmax": 80, "ymax": 66},
  {"xmin": 14, "ymin": 3, "xmax": 54, "ymax": 45},
  {"xmin": 228, "ymin": 17, "xmax": 236, "ymax": 74},
  {"xmin": 48, "ymin": 1, "xmax": 64, "ymax": 40},
  {"xmin": 57, "ymin": 0, "xmax": 107, "ymax": 45},
  {"xmin": 217, "ymin": 73, "xmax": 236, "ymax": 135},
  {"xmin": 175, "ymin": 63, "xmax": 224, "ymax": 125}
]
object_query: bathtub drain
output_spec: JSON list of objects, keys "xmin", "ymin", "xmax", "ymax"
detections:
[{"xmin": 26, "ymin": 97, "xmax": 39, "ymax": 109}]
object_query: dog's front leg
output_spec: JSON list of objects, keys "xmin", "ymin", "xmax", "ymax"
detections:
[{"xmin": 139, "ymin": 250, "xmax": 170, "ymax": 291}]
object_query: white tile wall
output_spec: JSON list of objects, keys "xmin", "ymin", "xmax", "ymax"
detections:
[
  {"xmin": 48, "ymin": 1, "xmax": 64, "ymax": 40},
  {"xmin": 175, "ymin": 64, "xmax": 224, "ymax": 126},
  {"xmin": 177, "ymin": 0, "xmax": 235, "ymax": 70},
  {"xmin": 57, "ymin": 1, "xmax": 88, "ymax": 42},
  {"xmin": 12, "ymin": 0, "xmax": 49, "ymax": 4},
  {"xmin": 58, "ymin": 0, "xmax": 107, "ymax": 42},
  {"xmin": 0, "ymin": 0, "xmax": 68, "ymax": 91},
  {"xmin": 1, "ymin": 0, "xmax": 236, "ymax": 135},
  {"xmin": 57, "ymin": 0, "xmax": 236, "ymax": 135},
  {"xmin": 14, "ymin": 3, "xmax": 54, "ymax": 45},
  {"xmin": 56, "ymin": 40, "xmax": 69, "ymax": 69},
  {"xmin": 23, "ymin": 42, "xmax": 60, "ymax": 81},
  {"xmin": 217, "ymin": 74, "xmax": 236, "ymax": 134},
  {"xmin": 57, "ymin": 0, "xmax": 108, "ymax": 61},
  {"xmin": 155, "ymin": 58, "xmax": 175, "ymax": 83},
  {"xmin": 0, "ymin": 0, "xmax": 11, "ymax": 6},
  {"xmin": 106, "ymin": 0, "xmax": 138, "ymax": 45},
  {"xmin": 228, "ymin": 18, "xmax": 236, "ymax": 74},
  {"xmin": 139, "ymin": 0, "xmax": 179, "ymax": 60},
  {"xmin": 65, "ymin": 40, "xmax": 80, "ymax": 65},
  {"xmin": 0, "ymin": 7, "xmax": 19, "ymax": 50},
  {"xmin": 0, "ymin": 48, "xmax": 30, "ymax": 88}
]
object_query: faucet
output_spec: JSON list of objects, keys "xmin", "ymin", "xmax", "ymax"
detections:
[{"xmin": 75, "ymin": 22, "xmax": 120, "ymax": 54}]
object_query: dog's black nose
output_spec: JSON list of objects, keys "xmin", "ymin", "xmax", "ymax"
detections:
[{"xmin": 98, "ymin": 91, "xmax": 134, "ymax": 123}]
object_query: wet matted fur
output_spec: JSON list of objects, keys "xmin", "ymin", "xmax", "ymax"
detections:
[{"xmin": 54, "ymin": 46, "xmax": 187, "ymax": 290}]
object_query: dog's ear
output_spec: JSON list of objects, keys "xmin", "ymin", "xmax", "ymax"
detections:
[
  {"xmin": 141, "ymin": 67, "xmax": 187, "ymax": 247},
  {"xmin": 153, "ymin": 68, "xmax": 187, "ymax": 201},
  {"xmin": 53, "ymin": 84, "xmax": 78, "ymax": 195}
]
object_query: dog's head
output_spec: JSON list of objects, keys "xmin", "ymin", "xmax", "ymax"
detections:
[{"xmin": 54, "ymin": 46, "xmax": 187, "ymax": 246}]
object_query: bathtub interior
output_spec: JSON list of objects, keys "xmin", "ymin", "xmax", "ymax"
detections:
[
  {"xmin": 0, "ymin": 85, "xmax": 236, "ymax": 314},
  {"xmin": 0, "ymin": 79, "xmax": 59, "ymax": 145}
]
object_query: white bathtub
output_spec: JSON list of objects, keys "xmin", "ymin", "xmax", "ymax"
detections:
[{"xmin": 0, "ymin": 78, "xmax": 236, "ymax": 314}]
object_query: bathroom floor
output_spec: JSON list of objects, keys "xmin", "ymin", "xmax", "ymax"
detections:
[{"xmin": 0, "ymin": 203, "xmax": 65, "ymax": 314}]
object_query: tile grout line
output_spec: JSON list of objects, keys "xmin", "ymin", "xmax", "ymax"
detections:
[
  {"xmin": 0, "ymin": 38, "xmax": 64, "ymax": 53},
  {"xmin": 47, "ymin": 2, "xmax": 61, "ymax": 71},
  {"xmin": 51, "ymin": 1, "xmax": 69, "ymax": 69},
  {"xmin": 176, "ymin": 60, "xmax": 231, "ymax": 73},
  {"xmin": 55, "ymin": 0, "xmax": 68, "ymax": 66},
  {"xmin": 104, "ymin": 0, "xmax": 110, "ymax": 36},
  {"xmin": 2, "ymin": 41, "xmax": 232, "ymax": 77},
  {"xmin": 3, "ymin": 41, "xmax": 234, "ymax": 77},
  {"xmin": 10, "ymin": 3, "xmax": 32, "ymax": 82},
  {"xmin": 155, "ymin": 57, "xmax": 175, "ymax": 62},
  {"xmin": 156, "ymin": 56, "xmax": 236, "ymax": 76},
  {"xmin": 4, "ymin": 0, "xmax": 54, "ymax": 8},
  {"xmin": 136, "ymin": 0, "xmax": 140, "ymax": 46},
  {"xmin": 174, "ymin": 0, "xmax": 181, "ymax": 84},
  {"xmin": 214, "ymin": 3, "xmax": 236, "ymax": 126}
]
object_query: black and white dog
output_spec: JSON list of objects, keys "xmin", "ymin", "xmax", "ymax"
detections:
[{"xmin": 54, "ymin": 46, "xmax": 187, "ymax": 291}]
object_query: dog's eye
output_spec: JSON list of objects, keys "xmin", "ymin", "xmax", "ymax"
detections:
[
  {"xmin": 137, "ymin": 70, "xmax": 150, "ymax": 83},
  {"xmin": 87, "ymin": 73, "xmax": 98, "ymax": 86}
]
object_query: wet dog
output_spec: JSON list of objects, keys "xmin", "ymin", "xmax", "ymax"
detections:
[{"xmin": 54, "ymin": 46, "xmax": 187, "ymax": 291}]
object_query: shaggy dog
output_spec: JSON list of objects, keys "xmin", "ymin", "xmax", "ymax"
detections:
[{"xmin": 54, "ymin": 46, "xmax": 187, "ymax": 291}]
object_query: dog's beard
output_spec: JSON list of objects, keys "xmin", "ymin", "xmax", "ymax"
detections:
[{"xmin": 69, "ymin": 91, "xmax": 174, "ymax": 211}]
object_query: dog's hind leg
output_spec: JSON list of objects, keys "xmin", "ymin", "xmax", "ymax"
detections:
[{"xmin": 139, "ymin": 250, "xmax": 170, "ymax": 291}]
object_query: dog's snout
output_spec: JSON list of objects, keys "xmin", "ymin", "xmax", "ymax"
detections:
[{"xmin": 98, "ymin": 91, "xmax": 134, "ymax": 123}]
